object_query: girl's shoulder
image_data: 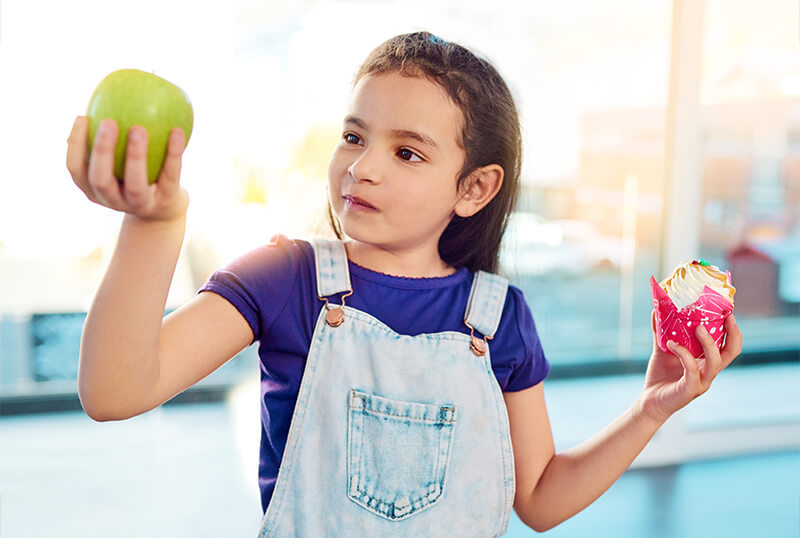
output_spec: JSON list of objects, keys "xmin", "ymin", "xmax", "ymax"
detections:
[
  {"xmin": 501, "ymin": 284, "xmax": 541, "ymax": 346},
  {"xmin": 199, "ymin": 235, "xmax": 316, "ymax": 339},
  {"xmin": 494, "ymin": 283, "xmax": 550, "ymax": 390},
  {"xmin": 216, "ymin": 234, "xmax": 313, "ymax": 275}
]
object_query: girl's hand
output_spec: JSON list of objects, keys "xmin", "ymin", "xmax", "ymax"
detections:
[
  {"xmin": 66, "ymin": 116, "xmax": 189, "ymax": 223},
  {"xmin": 637, "ymin": 310, "xmax": 743, "ymax": 425}
]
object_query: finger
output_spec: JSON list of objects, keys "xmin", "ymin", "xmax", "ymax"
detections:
[
  {"xmin": 156, "ymin": 127, "xmax": 186, "ymax": 189},
  {"xmin": 122, "ymin": 125, "xmax": 155, "ymax": 211},
  {"xmin": 695, "ymin": 324, "xmax": 722, "ymax": 383},
  {"xmin": 667, "ymin": 339, "xmax": 703, "ymax": 394},
  {"xmin": 66, "ymin": 116, "xmax": 97, "ymax": 201},
  {"xmin": 720, "ymin": 314, "xmax": 743, "ymax": 368},
  {"xmin": 87, "ymin": 119, "xmax": 126, "ymax": 209}
]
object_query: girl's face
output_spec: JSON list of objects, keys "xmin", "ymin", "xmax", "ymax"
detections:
[{"xmin": 327, "ymin": 71, "xmax": 466, "ymax": 262}]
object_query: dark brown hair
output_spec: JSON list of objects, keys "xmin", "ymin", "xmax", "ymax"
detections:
[{"xmin": 327, "ymin": 31, "xmax": 522, "ymax": 274}]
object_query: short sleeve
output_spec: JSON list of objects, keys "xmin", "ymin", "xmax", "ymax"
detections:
[
  {"xmin": 197, "ymin": 234, "xmax": 302, "ymax": 345},
  {"xmin": 503, "ymin": 286, "xmax": 551, "ymax": 391}
]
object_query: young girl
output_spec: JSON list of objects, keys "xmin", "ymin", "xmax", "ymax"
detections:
[{"xmin": 67, "ymin": 31, "xmax": 743, "ymax": 536}]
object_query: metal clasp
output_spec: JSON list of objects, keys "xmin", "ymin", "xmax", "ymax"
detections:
[
  {"xmin": 464, "ymin": 320, "xmax": 492, "ymax": 356},
  {"xmin": 318, "ymin": 289, "xmax": 353, "ymax": 327}
]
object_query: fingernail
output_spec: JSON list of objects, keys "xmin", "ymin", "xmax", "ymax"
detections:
[
  {"xmin": 129, "ymin": 128, "xmax": 141, "ymax": 142},
  {"xmin": 667, "ymin": 340, "xmax": 675, "ymax": 348},
  {"xmin": 699, "ymin": 325, "xmax": 708, "ymax": 335}
]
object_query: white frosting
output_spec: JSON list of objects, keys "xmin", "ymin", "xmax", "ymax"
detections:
[{"xmin": 660, "ymin": 261, "xmax": 734, "ymax": 310}]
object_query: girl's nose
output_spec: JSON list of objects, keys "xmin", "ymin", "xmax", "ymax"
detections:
[{"xmin": 346, "ymin": 149, "xmax": 381, "ymax": 184}]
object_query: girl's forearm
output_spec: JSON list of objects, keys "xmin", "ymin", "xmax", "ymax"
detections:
[
  {"xmin": 78, "ymin": 213, "xmax": 187, "ymax": 421},
  {"xmin": 525, "ymin": 398, "xmax": 665, "ymax": 532}
]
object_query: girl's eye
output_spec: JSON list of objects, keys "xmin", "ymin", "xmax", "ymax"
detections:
[
  {"xmin": 343, "ymin": 133, "xmax": 361, "ymax": 145},
  {"xmin": 397, "ymin": 148, "xmax": 423, "ymax": 162}
]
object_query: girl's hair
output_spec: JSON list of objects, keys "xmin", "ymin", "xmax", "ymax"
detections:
[{"xmin": 327, "ymin": 31, "xmax": 522, "ymax": 274}]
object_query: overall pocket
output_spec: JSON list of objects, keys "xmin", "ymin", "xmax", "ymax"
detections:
[{"xmin": 346, "ymin": 388, "xmax": 457, "ymax": 521}]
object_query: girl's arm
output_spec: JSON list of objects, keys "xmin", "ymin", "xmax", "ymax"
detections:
[
  {"xmin": 505, "ymin": 312, "xmax": 742, "ymax": 532},
  {"xmin": 78, "ymin": 214, "xmax": 186, "ymax": 420},
  {"xmin": 78, "ymin": 215, "xmax": 254, "ymax": 421},
  {"xmin": 68, "ymin": 116, "xmax": 253, "ymax": 421},
  {"xmin": 505, "ymin": 382, "xmax": 661, "ymax": 532}
]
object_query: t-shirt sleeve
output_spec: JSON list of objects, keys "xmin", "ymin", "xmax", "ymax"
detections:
[
  {"xmin": 196, "ymin": 234, "xmax": 302, "ymax": 345},
  {"xmin": 503, "ymin": 286, "xmax": 551, "ymax": 391}
]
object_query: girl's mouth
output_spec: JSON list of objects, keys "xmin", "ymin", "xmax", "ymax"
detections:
[{"xmin": 343, "ymin": 195, "xmax": 377, "ymax": 211}]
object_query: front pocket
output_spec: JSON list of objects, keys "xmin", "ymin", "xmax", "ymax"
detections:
[{"xmin": 346, "ymin": 388, "xmax": 457, "ymax": 521}]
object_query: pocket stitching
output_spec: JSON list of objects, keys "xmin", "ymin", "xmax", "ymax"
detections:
[
  {"xmin": 346, "ymin": 389, "xmax": 457, "ymax": 521},
  {"xmin": 347, "ymin": 403, "xmax": 457, "ymax": 424}
]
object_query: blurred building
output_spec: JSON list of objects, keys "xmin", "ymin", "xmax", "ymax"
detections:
[
  {"xmin": 522, "ymin": 63, "xmax": 800, "ymax": 318},
  {"xmin": 575, "ymin": 107, "xmax": 666, "ymax": 248},
  {"xmin": 571, "ymin": 97, "xmax": 799, "ymax": 244}
]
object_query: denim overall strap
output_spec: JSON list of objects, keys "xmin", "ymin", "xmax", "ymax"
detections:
[
  {"xmin": 310, "ymin": 238, "xmax": 352, "ymax": 297},
  {"xmin": 464, "ymin": 271, "xmax": 509, "ymax": 338}
]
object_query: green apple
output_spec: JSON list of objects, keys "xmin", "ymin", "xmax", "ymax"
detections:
[{"xmin": 86, "ymin": 69, "xmax": 193, "ymax": 184}]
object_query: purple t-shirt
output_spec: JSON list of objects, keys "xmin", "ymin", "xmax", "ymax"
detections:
[{"xmin": 198, "ymin": 235, "xmax": 550, "ymax": 514}]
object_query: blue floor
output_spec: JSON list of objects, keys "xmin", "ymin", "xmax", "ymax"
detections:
[
  {"xmin": 505, "ymin": 450, "xmax": 799, "ymax": 537},
  {"xmin": 2, "ymin": 381, "xmax": 798, "ymax": 537}
]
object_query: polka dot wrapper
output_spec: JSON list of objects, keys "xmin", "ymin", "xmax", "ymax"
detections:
[{"xmin": 650, "ymin": 274, "xmax": 734, "ymax": 358}]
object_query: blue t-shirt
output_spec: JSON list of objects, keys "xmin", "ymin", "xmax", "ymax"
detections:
[{"xmin": 198, "ymin": 235, "xmax": 550, "ymax": 514}]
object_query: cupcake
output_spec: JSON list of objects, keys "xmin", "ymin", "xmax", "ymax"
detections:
[{"xmin": 650, "ymin": 259, "xmax": 736, "ymax": 358}]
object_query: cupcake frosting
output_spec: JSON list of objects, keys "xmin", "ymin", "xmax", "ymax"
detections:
[{"xmin": 659, "ymin": 259, "xmax": 736, "ymax": 310}]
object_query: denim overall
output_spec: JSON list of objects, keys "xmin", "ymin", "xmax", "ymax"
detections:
[{"xmin": 257, "ymin": 239, "xmax": 516, "ymax": 537}]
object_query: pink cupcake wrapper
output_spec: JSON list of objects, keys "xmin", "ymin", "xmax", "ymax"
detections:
[{"xmin": 649, "ymin": 275, "xmax": 734, "ymax": 358}]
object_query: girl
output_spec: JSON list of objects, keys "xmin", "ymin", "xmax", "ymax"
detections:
[{"xmin": 66, "ymin": 31, "xmax": 743, "ymax": 536}]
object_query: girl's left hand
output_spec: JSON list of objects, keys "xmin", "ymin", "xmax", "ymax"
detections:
[{"xmin": 637, "ymin": 310, "xmax": 743, "ymax": 425}]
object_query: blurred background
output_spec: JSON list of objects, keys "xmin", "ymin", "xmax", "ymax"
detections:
[{"xmin": 1, "ymin": 0, "xmax": 798, "ymax": 536}]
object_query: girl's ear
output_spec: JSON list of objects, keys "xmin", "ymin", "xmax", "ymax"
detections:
[{"xmin": 454, "ymin": 164, "xmax": 504, "ymax": 218}]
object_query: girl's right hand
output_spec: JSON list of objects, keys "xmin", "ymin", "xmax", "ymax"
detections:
[{"xmin": 66, "ymin": 116, "xmax": 190, "ymax": 223}]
